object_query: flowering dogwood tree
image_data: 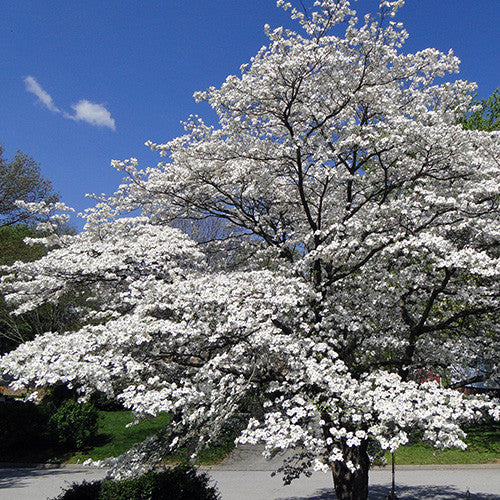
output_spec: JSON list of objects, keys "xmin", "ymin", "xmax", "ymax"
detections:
[{"xmin": 1, "ymin": 1, "xmax": 499, "ymax": 498}]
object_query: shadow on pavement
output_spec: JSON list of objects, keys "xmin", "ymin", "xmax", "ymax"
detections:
[
  {"xmin": 276, "ymin": 488, "xmax": 335, "ymax": 500},
  {"xmin": 0, "ymin": 467, "xmax": 95, "ymax": 490},
  {"xmin": 278, "ymin": 484, "xmax": 500, "ymax": 499}
]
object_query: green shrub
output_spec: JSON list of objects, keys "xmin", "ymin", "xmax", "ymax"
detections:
[
  {"xmin": 99, "ymin": 474, "xmax": 152, "ymax": 500},
  {"xmin": 0, "ymin": 399, "xmax": 54, "ymax": 458},
  {"xmin": 55, "ymin": 480, "xmax": 102, "ymax": 500},
  {"xmin": 49, "ymin": 400, "xmax": 98, "ymax": 450},
  {"xmin": 54, "ymin": 466, "xmax": 220, "ymax": 500},
  {"xmin": 88, "ymin": 391, "xmax": 124, "ymax": 411},
  {"xmin": 100, "ymin": 466, "xmax": 220, "ymax": 500},
  {"xmin": 42, "ymin": 385, "xmax": 77, "ymax": 408}
]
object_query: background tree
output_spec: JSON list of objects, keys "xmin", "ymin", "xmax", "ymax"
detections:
[
  {"xmin": 0, "ymin": 225, "xmax": 47, "ymax": 352},
  {"xmin": 0, "ymin": 1, "xmax": 499, "ymax": 499},
  {"xmin": 450, "ymin": 87, "xmax": 500, "ymax": 389},
  {"xmin": 0, "ymin": 224, "xmax": 79, "ymax": 355},
  {"xmin": 460, "ymin": 88, "xmax": 500, "ymax": 131},
  {"xmin": 0, "ymin": 145, "xmax": 59, "ymax": 228},
  {"xmin": 0, "ymin": 150, "xmax": 72, "ymax": 353}
]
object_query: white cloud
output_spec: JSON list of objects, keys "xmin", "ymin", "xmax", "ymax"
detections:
[
  {"xmin": 23, "ymin": 76, "xmax": 116, "ymax": 131},
  {"xmin": 65, "ymin": 100, "xmax": 116, "ymax": 131},
  {"xmin": 24, "ymin": 76, "xmax": 60, "ymax": 113}
]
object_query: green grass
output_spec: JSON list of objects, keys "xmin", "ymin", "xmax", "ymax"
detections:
[
  {"xmin": 69, "ymin": 411, "xmax": 170, "ymax": 463},
  {"xmin": 384, "ymin": 423, "xmax": 500, "ymax": 465},
  {"xmin": 195, "ymin": 440, "xmax": 236, "ymax": 464},
  {"xmin": 69, "ymin": 411, "xmax": 498, "ymax": 466},
  {"xmin": 69, "ymin": 410, "xmax": 235, "ymax": 465},
  {"xmin": 2, "ymin": 404, "xmax": 497, "ymax": 466},
  {"xmin": 163, "ymin": 439, "xmax": 236, "ymax": 466},
  {"xmin": 76, "ymin": 413, "xmax": 498, "ymax": 466}
]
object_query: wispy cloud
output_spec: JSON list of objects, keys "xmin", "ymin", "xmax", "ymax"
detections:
[
  {"xmin": 24, "ymin": 76, "xmax": 60, "ymax": 113},
  {"xmin": 65, "ymin": 100, "xmax": 116, "ymax": 130},
  {"xmin": 23, "ymin": 75, "xmax": 116, "ymax": 131}
]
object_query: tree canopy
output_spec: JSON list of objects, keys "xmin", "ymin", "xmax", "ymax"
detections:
[
  {"xmin": 460, "ymin": 88, "xmax": 500, "ymax": 132},
  {"xmin": 0, "ymin": 146, "xmax": 59, "ymax": 228},
  {"xmin": 0, "ymin": 223, "xmax": 78, "ymax": 355},
  {"xmin": 0, "ymin": 1, "xmax": 498, "ymax": 498},
  {"xmin": 0, "ymin": 148, "xmax": 71, "ymax": 354}
]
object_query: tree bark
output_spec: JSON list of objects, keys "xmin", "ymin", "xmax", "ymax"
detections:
[{"xmin": 331, "ymin": 440, "xmax": 370, "ymax": 500}]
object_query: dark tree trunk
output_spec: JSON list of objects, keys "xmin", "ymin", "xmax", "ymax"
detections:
[{"xmin": 331, "ymin": 440, "xmax": 370, "ymax": 500}]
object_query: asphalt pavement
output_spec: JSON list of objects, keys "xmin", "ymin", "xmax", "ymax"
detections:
[
  {"xmin": 1, "ymin": 445, "xmax": 499, "ymax": 499},
  {"xmin": 0, "ymin": 465, "xmax": 108, "ymax": 500}
]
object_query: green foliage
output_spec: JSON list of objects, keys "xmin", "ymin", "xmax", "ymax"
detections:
[
  {"xmin": 55, "ymin": 466, "xmax": 220, "ymax": 500},
  {"xmin": 387, "ymin": 421, "xmax": 500, "ymax": 465},
  {"xmin": 465, "ymin": 420, "xmax": 500, "ymax": 453},
  {"xmin": 49, "ymin": 400, "xmax": 99, "ymax": 450},
  {"xmin": 72, "ymin": 411, "xmax": 170, "ymax": 462},
  {"xmin": 71, "ymin": 409, "xmax": 234, "ymax": 466},
  {"xmin": 194, "ymin": 439, "xmax": 236, "ymax": 465},
  {"xmin": 0, "ymin": 146, "xmax": 59, "ymax": 228},
  {"xmin": 100, "ymin": 467, "xmax": 220, "ymax": 500},
  {"xmin": 0, "ymin": 399, "xmax": 55, "ymax": 459},
  {"xmin": 0, "ymin": 224, "xmax": 47, "ymax": 265},
  {"xmin": 88, "ymin": 391, "xmax": 124, "ymax": 411},
  {"xmin": 54, "ymin": 481, "xmax": 102, "ymax": 500},
  {"xmin": 0, "ymin": 147, "xmax": 76, "ymax": 352},
  {"xmin": 460, "ymin": 88, "xmax": 500, "ymax": 131},
  {"xmin": 99, "ymin": 473, "xmax": 159, "ymax": 500},
  {"xmin": 0, "ymin": 224, "xmax": 48, "ymax": 352},
  {"xmin": 0, "ymin": 225, "xmax": 79, "ymax": 354},
  {"xmin": 42, "ymin": 384, "xmax": 78, "ymax": 408},
  {"xmin": 0, "ymin": 298, "xmax": 76, "ymax": 354}
]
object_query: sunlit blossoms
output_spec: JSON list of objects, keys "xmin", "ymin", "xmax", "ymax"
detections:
[{"xmin": 1, "ymin": 1, "xmax": 498, "ymax": 499}]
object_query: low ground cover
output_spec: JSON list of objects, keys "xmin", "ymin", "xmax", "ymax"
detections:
[
  {"xmin": 1, "ymin": 405, "xmax": 497, "ymax": 466},
  {"xmin": 384, "ymin": 423, "xmax": 499, "ymax": 465},
  {"xmin": 69, "ymin": 410, "xmax": 234, "ymax": 465},
  {"xmin": 69, "ymin": 411, "xmax": 170, "ymax": 463},
  {"xmin": 76, "ymin": 412, "xmax": 498, "ymax": 466},
  {"xmin": 54, "ymin": 465, "xmax": 220, "ymax": 500}
]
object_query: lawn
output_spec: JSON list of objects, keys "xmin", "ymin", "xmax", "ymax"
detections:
[
  {"xmin": 69, "ymin": 411, "xmax": 170, "ymax": 463},
  {"xmin": 2, "ymin": 405, "xmax": 497, "ymax": 466},
  {"xmin": 385, "ymin": 422, "xmax": 500, "ymax": 465},
  {"xmin": 69, "ymin": 410, "xmax": 234, "ymax": 465},
  {"xmin": 73, "ymin": 412, "xmax": 499, "ymax": 466}
]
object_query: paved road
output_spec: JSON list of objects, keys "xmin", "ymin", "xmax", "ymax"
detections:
[
  {"xmin": 0, "ymin": 465, "xmax": 108, "ymax": 500},
  {"xmin": 1, "ymin": 445, "xmax": 499, "ymax": 499},
  {"xmin": 204, "ymin": 445, "xmax": 500, "ymax": 499},
  {"xmin": 207, "ymin": 466, "xmax": 500, "ymax": 499}
]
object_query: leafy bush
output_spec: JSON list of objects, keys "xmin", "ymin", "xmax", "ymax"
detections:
[
  {"xmin": 89, "ymin": 391, "xmax": 124, "ymax": 411},
  {"xmin": 55, "ymin": 480, "xmax": 102, "ymax": 500},
  {"xmin": 100, "ymin": 466, "xmax": 220, "ymax": 500},
  {"xmin": 49, "ymin": 400, "xmax": 98, "ymax": 450},
  {"xmin": 42, "ymin": 385, "xmax": 77, "ymax": 408},
  {"xmin": 0, "ymin": 399, "xmax": 54, "ymax": 459},
  {"xmin": 54, "ymin": 466, "xmax": 220, "ymax": 500}
]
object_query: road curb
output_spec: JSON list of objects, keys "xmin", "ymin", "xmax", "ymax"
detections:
[
  {"xmin": 201, "ymin": 463, "xmax": 500, "ymax": 472},
  {"xmin": 2, "ymin": 461, "xmax": 498, "ymax": 472},
  {"xmin": 0, "ymin": 462, "xmax": 108, "ymax": 470},
  {"xmin": 372, "ymin": 463, "xmax": 500, "ymax": 470}
]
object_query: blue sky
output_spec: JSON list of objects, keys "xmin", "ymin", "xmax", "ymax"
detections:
[{"xmin": 1, "ymin": 0, "xmax": 498, "ymax": 228}]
